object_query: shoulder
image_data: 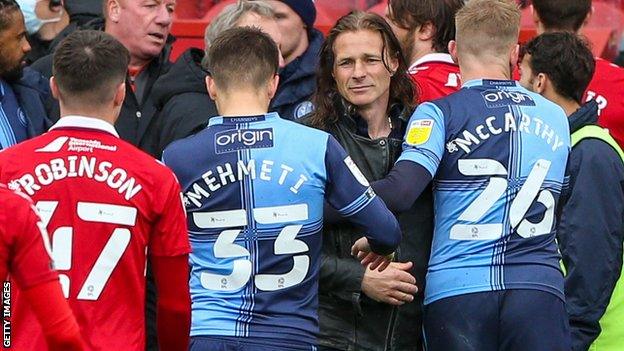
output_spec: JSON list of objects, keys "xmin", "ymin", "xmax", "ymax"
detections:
[{"xmin": 13, "ymin": 68, "xmax": 50, "ymax": 95}]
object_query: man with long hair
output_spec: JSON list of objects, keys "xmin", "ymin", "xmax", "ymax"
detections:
[
  {"xmin": 306, "ymin": 11, "xmax": 432, "ymax": 351},
  {"xmin": 162, "ymin": 26, "xmax": 401, "ymax": 351}
]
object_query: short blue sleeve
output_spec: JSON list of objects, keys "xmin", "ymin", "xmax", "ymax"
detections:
[{"xmin": 397, "ymin": 102, "xmax": 446, "ymax": 178}]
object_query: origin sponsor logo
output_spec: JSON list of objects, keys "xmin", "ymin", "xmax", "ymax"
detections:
[
  {"xmin": 215, "ymin": 128, "xmax": 274, "ymax": 154},
  {"xmin": 481, "ymin": 90, "xmax": 535, "ymax": 108}
]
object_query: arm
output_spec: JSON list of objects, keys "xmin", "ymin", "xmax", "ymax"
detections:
[
  {"xmin": 150, "ymin": 254, "xmax": 191, "ymax": 351},
  {"xmin": 8, "ymin": 191, "xmax": 84, "ymax": 350},
  {"xmin": 372, "ymin": 102, "xmax": 445, "ymax": 213},
  {"xmin": 323, "ymin": 135, "xmax": 401, "ymax": 257},
  {"xmin": 21, "ymin": 281, "xmax": 84, "ymax": 351},
  {"xmin": 148, "ymin": 172, "xmax": 192, "ymax": 350},
  {"xmin": 557, "ymin": 141, "xmax": 624, "ymax": 351},
  {"xmin": 371, "ymin": 161, "xmax": 432, "ymax": 213}
]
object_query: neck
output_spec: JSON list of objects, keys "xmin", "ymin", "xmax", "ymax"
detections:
[
  {"xmin": 216, "ymin": 91, "xmax": 270, "ymax": 116},
  {"xmin": 284, "ymin": 32, "xmax": 309, "ymax": 66},
  {"xmin": 105, "ymin": 25, "xmax": 153, "ymax": 69},
  {"xmin": 37, "ymin": 14, "xmax": 70, "ymax": 41},
  {"xmin": 59, "ymin": 105, "xmax": 117, "ymax": 126},
  {"xmin": 357, "ymin": 97, "xmax": 391, "ymax": 139},
  {"xmin": 459, "ymin": 59, "xmax": 511, "ymax": 83},
  {"xmin": 410, "ymin": 42, "xmax": 436, "ymax": 67},
  {"xmin": 548, "ymin": 94, "xmax": 580, "ymax": 117}
]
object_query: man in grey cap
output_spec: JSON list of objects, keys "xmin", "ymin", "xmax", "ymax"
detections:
[{"xmin": 264, "ymin": 0, "xmax": 322, "ymax": 120}]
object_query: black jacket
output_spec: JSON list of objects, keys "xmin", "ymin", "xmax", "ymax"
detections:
[
  {"xmin": 9, "ymin": 67, "xmax": 53, "ymax": 140},
  {"xmin": 310, "ymin": 105, "xmax": 433, "ymax": 351},
  {"xmin": 271, "ymin": 29, "xmax": 322, "ymax": 121},
  {"xmin": 30, "ymin": 18, "xmax": 173, "ymax": 157},
  {"xmin": 557, "ymin": 100, "xmax": 624, "ymax": 351},
  {"xmin": 151, "ymin": 48, "xmax": 218, "ymax": 158}
]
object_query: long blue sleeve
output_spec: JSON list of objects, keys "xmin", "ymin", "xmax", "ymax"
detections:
[{"xmin": 324, "ymin": 136, "xmax": 401, "ymax": 256}]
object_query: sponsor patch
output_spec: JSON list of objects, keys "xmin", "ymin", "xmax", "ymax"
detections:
[
  {"xmin": 344, "ymin": 156, "xmax": 370, "ymax": 187},
  {"xmin": 481, "ymin": 89, "xmax": 536, "ymax": 108},
  {"xmin": 215, "ymin": 128, "xmax": 274, "ymax": 154},
  {"xmin": 406, "ymin": 119, "xmax": 434, "ymax": 145}
]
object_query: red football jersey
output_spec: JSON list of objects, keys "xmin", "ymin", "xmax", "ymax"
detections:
[
  {"xmin": 408, "ymin": 53, "xmax": 461, "ymax": 103},
  {"xmin": 0, "ymin": 116, "xmax": 190, "ymax": 351},
  {"xmin": 584, "ymin": 58, "xmax": 624, "ymax": 148},
  {"xmin": 0, "ymin": 184, "xmax": 56, "ymax": 288}
]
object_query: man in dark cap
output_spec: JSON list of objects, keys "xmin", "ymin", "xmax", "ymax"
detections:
[{"xmin": 264, "ymin": 0, "xmax": 322, "ymax": 120}]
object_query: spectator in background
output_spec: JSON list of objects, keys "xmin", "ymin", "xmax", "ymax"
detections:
[
  {"xmin": 30, "ymin": 0, "xmax": 176, "ymax": 157},
  {"xmin": 520, "ymin": 32, "xmax": 624, "ymax": 351},
  {"xmin": 0, "ymin": 0, "xmax": 51, "ymax": 149},
  {"xmin": 385, "ymin": 0, "xmax": 464, "ymax": 103},
  {"xmin": 264, "ymin": 0, "xmax": 323, "ymax": 120},
  {"xmin": 532, "ymin": 0, "xmax": 624, "ymax": 149},
  {"xmin": 152, "ymin": 0, "xmax": 286, "ymax": 158},
  {"xmin": 16, "ymin": 0, "xmax": 69, "ymax": 64},
  {"xmin": 306, "ymin": 11, "xmax": 431, "ymax": 351}
]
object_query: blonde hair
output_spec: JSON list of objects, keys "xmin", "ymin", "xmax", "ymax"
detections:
[{"xmin": 455, "ymin": 0, "xmax": 520, "ymax": 58}]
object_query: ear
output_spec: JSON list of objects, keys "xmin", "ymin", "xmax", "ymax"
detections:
[
  {"xmin": 107, "ymin": 0, "xmax": 121, "ymax": 23},
  {"xmin": 205, "ymin": 76, "xmax": 218, "ymax": 100},
  {"xmin": 583, "ymin": 6, "xmax": 594, "ymax": 29},
  {"xmin": 418, "ymin": 21, "xmax": 435, "ymax": 41},
  {"xmin": 113, "ymin": 81, "xmax": 126, "ymax": 107},
  {"xmin": 50, "ymin": 76, "xmax": 61, "ymax": 100},
  {"xmin": 267, "ymin": 74, "xmax": 280, "ymax": 100},
  {"xmin": 448, "ymin": 40, "xmax": 458, "ymax": 64},
  {"xmin": 535, "ymin": 72, "xmax": 548, "ymax": 95},
  {"xmin": 510, "ymin": 44, "xmax": 520, "ymax": 71}
]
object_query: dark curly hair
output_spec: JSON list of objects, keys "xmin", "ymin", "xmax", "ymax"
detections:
[
  {"xmin": 522, "ymin": 32, "xmax": 595, "ymax": 103},
  {"xmin": 0, "ymin": 0, "xmax": 20, "ymax": 32}
]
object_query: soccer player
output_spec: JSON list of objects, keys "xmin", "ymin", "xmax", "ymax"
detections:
[
  {"xmin": 519, "ymin": 32, "xmax": 624, "ymax": 351},
  {"xmin": 385, "ymin": 0, "xmax": 464, "ymax": 103},
  {"xmin": 532, "ymin": 0, "xmax": 624, "ymax": 148},
  {"xmin": 0, "ymin": 30, "xmax": 191, "ymax": 351},
  {"xmin": 0, "ymin": 184, "xmax": 84, "ymax": 350},
  {"xmin": 162, "ymin": 27, "xmax": 401, "ymax": 351},
  {"xmin": 373, "ymin": 0, "xmax": 571, "ymax": 349}
]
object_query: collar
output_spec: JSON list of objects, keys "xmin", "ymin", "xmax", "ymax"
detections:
[
  {"xmin": 50, "ymin": 115, "xmax": 119, "ymax": 137},
  {"xmin": 568, "ymin": 100, "xmax": 599, "ymax": 134},
  {"xmin": 409, "ymin": 53, "xmax": 455, "ymax": 71},
  {"xmin": 461, "ymin": 79, "xmax": 519, "ymax": 89},
  {"xmin": 208, "ymin": 112, "xmax": 280, "ymax": 127}
]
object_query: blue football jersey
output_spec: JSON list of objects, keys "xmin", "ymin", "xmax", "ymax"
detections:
[
  {"xmin": 162, "ymin": 112, "xmax": 399, "ymax": 345},
  {"xmin": 398, "ymin": 79, "xmax": 570, "ymax": 305}
]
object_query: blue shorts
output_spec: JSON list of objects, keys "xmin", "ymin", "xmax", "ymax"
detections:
[
  {"xmin": 189, "ymin": 336, "xmax": 317, "ymax": 351},
  {"xmin": 423, "ymin": 289, "xmax": 570, "ymax": 351}
]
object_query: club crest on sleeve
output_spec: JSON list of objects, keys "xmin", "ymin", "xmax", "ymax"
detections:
[{"xmin": 406, "ymin": 119, "xmax": 434, "ymax": 145}]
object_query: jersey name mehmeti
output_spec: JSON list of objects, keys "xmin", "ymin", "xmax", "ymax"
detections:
[{"xmin": 163, "ymin": 112, "xmax": 377, "ymax": 345}]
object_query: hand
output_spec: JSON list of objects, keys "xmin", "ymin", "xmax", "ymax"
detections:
[
  {"xmin": 351, "ymin": 237, "xmax": 393, "ymax": 272},
  {"xmin": 361, "ymin": 261, "xmax": 418, "ymax": 306}
]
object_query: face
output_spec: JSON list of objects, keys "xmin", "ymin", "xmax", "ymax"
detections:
[
  {"xmin": 108, "ymin": 0, "xmax": 175, "ymax": 62},
  {"xmin": 265, "ymin": 0, "xmax": 306, "ymax": 61},
  {"xmin": 518, "ymin": 53, "xmax": 537, "ymax": 91},
  {"xmin": 236, "ymin": 13, "xmax": 285, "ymax": 68},
  {"xmin": 384, "ymin": 4, "xmax": 415, "ymax": 63},
  {"xmin": 332, "ymin": 30, "xmax": 398, "ymax": 111},
  {"xmin": 0, "ymin": 11, "xmax": 31, "ymax": 82}
]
